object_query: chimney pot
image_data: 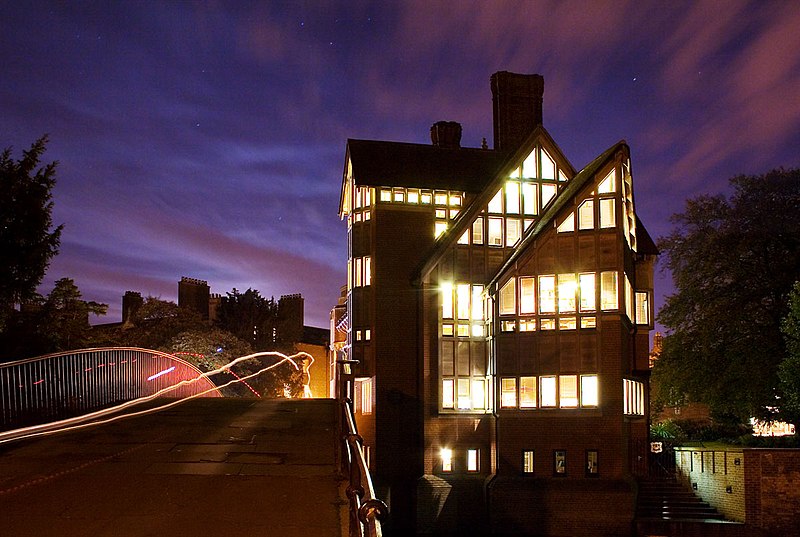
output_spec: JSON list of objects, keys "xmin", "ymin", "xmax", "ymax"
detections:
[{"xmin": 430, "ymin": 121, "xmax": 462, "ymax": 149}]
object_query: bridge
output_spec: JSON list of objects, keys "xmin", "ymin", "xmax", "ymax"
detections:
[{"xmin": 0, "ymin": 348, "xmax": 386, "ymax": 537}]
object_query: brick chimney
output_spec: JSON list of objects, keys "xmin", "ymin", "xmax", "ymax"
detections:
[
  {"xmin": 490, "ymin": 71, "xmax": 544, "ymax": 151},
  {"xmin": 430, "ymin": 121, "xmax": 462, "ymax": 149}
]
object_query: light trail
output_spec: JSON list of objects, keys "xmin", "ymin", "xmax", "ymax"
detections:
[
  {"xmin": 146, "ymin": 366, "xmax": 176, "ymax": 381},
  {"xmin": 0, "ymin": 351, "xmax": 313, "ymax": 446}
]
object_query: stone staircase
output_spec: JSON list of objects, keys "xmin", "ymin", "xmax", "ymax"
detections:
[{"xmin": 635, "ymin": 478, "xmax": 753, "ymax": 537}]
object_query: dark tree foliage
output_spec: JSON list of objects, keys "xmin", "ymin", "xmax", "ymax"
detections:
[
  {"xmin": 779, "ymin": 282, "xmax": 800, "ymax": 425},
  {"xmin": 0, "ymin": 136, "xmax": 63, "ymax": 330},
  {"xmin": 654, "ymin": 169, "xmax": 800, "ymax": 423},
  {"xmin": 0, "ymin": 278, "xmax": 107, "ymax": 360},
  {"xmin": 215, "ymin": 288, "xmax": 281, "ymax": 351}
]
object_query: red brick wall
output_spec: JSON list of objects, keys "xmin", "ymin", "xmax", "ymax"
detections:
[{"xmin": 744, "ymin": 449, "xmax": 800, "ymax": 536}]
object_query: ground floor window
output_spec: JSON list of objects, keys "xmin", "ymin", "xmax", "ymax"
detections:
[
  {"xmin": 523, "ymin": 450, "xmax": 535, "ymax": 474},
  {"xmin": 586, "ymin": 450, "xmax": 599, "ymax": 477},
  {"xmin": 467, "ymin": 449, "xmax": 480, "ymax": 472},
  {"xmin": 554, "ymin": 450, "xmax": 567, "ymax": 476},
  {"xmin": 623, "ymin": 378, "xmax": 645, "ymax": 415}
]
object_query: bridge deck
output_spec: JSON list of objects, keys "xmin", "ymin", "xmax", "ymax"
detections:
[{"xmin": 0, "ymin": 398, "xmax": 346, "ymax": 537}]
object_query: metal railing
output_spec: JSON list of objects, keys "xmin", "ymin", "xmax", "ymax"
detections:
[
  {"xmin": 1, "ymin": 347, "xmax": 222, "ymax": 432},
  {"xmin": 337, "ymin": 358, "xmax": 388, "ymax": 537}
]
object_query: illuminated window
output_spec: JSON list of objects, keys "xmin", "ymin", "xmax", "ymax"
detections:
[
  {"xmin": 357, "ymin": 378, "xmax": 373, "ymax": 414},
  {"xmin": 421, "ymin": 192, "xmax": 432, "ymax": 204},
  {"xmin": 488, "ymin": 217, "xmax": 503, "ymax": 246},
  {"xmin": 457, "ymin": 283, "xmax": 471, "ymax": 320},
  {"xmin": 520, "ymin": 376, "xmax": 537, "ymax": 408},
  {"xmin": 554, "ymin": 450, "xmax": 567, "ymax": 476},
  {"xmin": 540, "ymin": 148, "xmax": 555, "ymax": 180},
  {"xmin": 472, "ymin": 380, "xmax": 486, "ymax": 410},
  {"xmin": 407, "ymin": 189, "xmax": 419, "ymax": 204},
  {"xmin": 457, "ymin": 379, "xmax": 471, "ymax": 410},
  {"xmin": 364, "ymin": 257, "xmax": 371, "ymax": 286},
  {"xmin": 581, "ymin": 375, "xmax": 598, "ymax": 407},
  {"xmin": 558, "ymin": 274, "xmax": 577, "ymax": 313},
  {"xmin": 436, "ymin": 208, "xmax": 447, "ymax": 219},
  {"xmin": 559, "ymin": 317, "xmax": 577, "ymax": 330},
  {"xmin": 441, "ymin": 448, "xmax": 453, "ymax": 472},
  {"xmin": 539, "ymin": 275, "xmax": 556, "ymax": 314},
  {"xmin": 458, "ymin": 230, "xmax": 469, "ymax": 244},
  {"xmin": 506, "ymin": 218, "xmax": 521, "ymax": 246},
  {"xmin": 623, "ymin": 379, "xmax": 645, "ymax": 416},
  {"xmin": 488, "ymin": 189, "xmax": 503, "ymax": 213},
  {"xmin": 449, "ymin": 194, "xmax": 462, "ymax": 206},
  {"xmin": 519, "ymin": 318, "xmax": 536, "ymax": 331},
  {"xmin": 442, "ymin": 323, "xmax": 454, "ymax": 336},
  {"xmin": 380, "ymin": 189, "xmax": 391, "ymax": 202},
  {"xmin": 434, "ymin": 192, "xmax": 448, "ymax": 205},
  {"xmin": 522, "ymin": 149, "xmax": 537, "ymax": 178},
  {"xmin": 393, "ymin": 189, "xmax": 405, "ymax": 203},
  {"xmin": 540, "ymin": 318, "xmax": 555, "ymax": 330},
  {"xmin": 457, "ymin": 324, "xmax": 470, "ymax": 337},
  {"xmin": 501, "ymin": 378, "xmax": 517, "ymax": 408},
  {"xmin": 449, "ymin": 209, "xmax": 459, "ymax": 219},
  {"xmin": 598, "ymin": 170, "xmax": 615, "ymax": 193},
  {"xmin": 500, "ymin": 279, "xmax": 516, "ymax": 316},
  {"xmin": 542, "ymin": 184, "xmax": 557, "ymax": 209},
  {"xmin": 435, "ymin": 221, "xmax": 448, "ymax": 238},
  {"xmin": 355, "ymin": 257, "xmax": 363, "ymax": 287},
  {"xmin": 559, "ymin": 375, "xmax": 579, "ymax": 407},
  {"xmin": 519, "ymin": 277, "xmax": 536, "ymax": 314},
  {"xmin": 442, "ymin": 379, "xmax": 454, "ymax": 409},
  {"xmin": 523, "ymin": 450, "xmax": 535, "ymax": 474},
  {"xmin": 557, "ymin": 213, "xmax": 575, "ymax": 233},
  {"xmin": 540, "ymin": 376, "xmax": 557, "ymax": 407},
  {"xmin": 472, "ymin": 285, "xmax": 484, "ymax": 320},
  {"xmin": 441, "ymin": 282, "xmax": 453, "ymax": 319},
  {"xmin": 586, "ymin": 450, "xmax": 599, "ymax": 477},
  {"xmin": 599, "ymin": 198, "xmax": 615, "ymax": 228},
  {"xmin": 580, "ymin": 316, "xmax": 596, "ymax": 329},
  {"xmin": 558, "ymin": 169, "xmax": 569, "ymax": 182},
  {"xmin": 522, "ymin": 182, "xmax": 538, "ymax": 215},
  {"xmin": 467, "ymin": 449, "xmax": 479, "ymax": 472},
  {"xmin": 471, "ymin": 324, "xmax": 484, "ymax": 337},
  {"xmin": 600, "ymin": 271, "xmax": 618, "ymax": 310},
  {"xmin": 501, "ymin": 320, "xmax": 517, "ymax": 332},
  {"xmin": 636, "ymin": 291, "xmax": 650, "ymax": 325},
  {"xmin": 578, "ymin": 273, "xmax": 596, "ymax": 312},
  {"xmin": 506, "ymin": 182, "xmax": 520, "ymax": 214},
  {"xmin": 365, "ymin": 329, "xmax": 371, "ymax": 340},
  {"xmin": 624, "ymin": 274, "xmax": 634, "ymax": 321},
  {"xmin": 578, "ymin": 200, "xmax": 594, "ymax": 230},
  {"xmin": 472, "ymin": 218, "xmax": 484, "ymax": 244},
  {"xmin": 509, "ymin": 166, "xmax": 521, "ymax": 179}
]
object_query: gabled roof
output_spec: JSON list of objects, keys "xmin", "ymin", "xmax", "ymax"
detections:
[
  {"xmin": 487, "ymin": 140, "xmax": 628, "ymax": 288},
  {"xmin": 346, "ymin": 139, "xmax": 506, "ymax": 192},
  {"xmin": 412, "ymin": 124, "xmax": 576, "ymax": 284}
]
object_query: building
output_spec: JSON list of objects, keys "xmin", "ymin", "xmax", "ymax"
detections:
[{"xmin": 337, "ymin": 72, "xmax": 657, "ymax": 535}]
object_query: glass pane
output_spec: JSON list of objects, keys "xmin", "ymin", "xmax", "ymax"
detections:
[
  {"xmin": 579, "ymin": 273, "xmax": 596, "ymax": 312},
  {"xmin": 501, "ymin": 378, "xmax": 517, "ymax": 408},
  {"xmin": 636, "ymin": 291, "xmax": 650, "ymax": 324},
  {"xmin": 598, "ymin": 169, "xmax": 616, "ymax": 193},
  {"xmin": 581, "ymin": 375, "xmax": 598, "ymax": 406},
  {"xmin": 560, "ymin": 375, "xmax": 578, "ymax": 407},
  {"xmin": 435, "ymin": 221, "xmax": 448, "ymax": 238},
  {"xmin": 520, "ymin": 376, "xmax": 537, "ymax": 408},
  {"xmin": 441, "ymin": 447, "xmax": 453, "ymax": 471},
  {"xmin": 458, "ymin": 230, "xmax": 469, "ymax": 244},
  {"xmin": 457, "ymin": 378, "xmax": 471, "ymax": 409},
  {"xmin": 472, "ymin": 217, "xmax": 484, "ymax": 244},
  {"xmin": 442, "ymin": 379, "xmax": 454, "ymax": 408},
  {"xmin": 506, "ymin": 218, "xmax": 521, "ymax": 246},
  {"xmin": 542, "ymin": 184, "xmax": 557, "ymax": 208},
  {"xmin": 472, "ymin": 380, "xmax": 485, "ymax": 410},
  {"xmin": 557, "ymin": 213, "xmax": 574, "ymax": 233},
  {"xmin": 472, "ymin": 285, "xmax": 484, "ymax": 320},
  {"xmin": 435, "ymin": 192, "xmax": 448, "ymax": 205},
  {"xmin": 457, "ymin": 283, "xmax": 471, "ymax": 320},
  {"xmin": 488, "ymin": 217, "xmax": 503, "ymax": 246},
  {"xmin": 540, "ymin": 148, "xmax": 555, "ymax": 179},
  {"xmin": 578, "ymin": 199, "xmax": 594, "ymax": 230},
  {"xmin": 554, "ymin": 450, "xmax": 567, "ymax": 474},
  {"xmin": 407, "ymin": 189, "xmax": 419, "ymax": 203},
  {"xmin": 523, "ymin": 450, "xmax": 535, "ymax": 473},
  {"xmin": 522, "ymin": 182, "xmax": 538, "ymax": 215},
  {"xmin": 467, "ymin": 449, "xmax": 479, "ymax": 472},
  {"xmin": 488, "ymin": 189, "xmax": 503, "ymax": 213},
  {"xmin": 600, "ymin": 198, "xmax": 615, "ymax": 228},
  {"xmin": 558, "ymin": 273, "xmax": 577, "ymax": 313},
  {"xmin": 522, "ymin": 149, "xmax": 537, "ymax": 179},
  {"xmin": 500, "ymin": 278, "xmax": 516, "ymax": 316},
  {"xmin": 600, "ymin": 272, "xmax": 618, "ymax": 310},
  {"xmin": 441, "ymin": 282, "xmax": 453, "ymax": 318},
  {"xmin": 441, "ymin": 341, "xmax": 454, "ymax": 375},
  {"xmin": 457, "ymin": 341, "xmax": 470, "ymax": 375},
  {"xmin": 506, "ymin": 182, "xmax": 520, "ymax": 214},
  {"xmin": 539, "ymin": 275, "xmax": 556, "ymax": 314},
  {"xmin": 540, "ymin": 376, "xmax": 557, "ymax": 407},
  {"xmin": 519, "ymin": 277, "xmax": 536, "ymax": 314}
]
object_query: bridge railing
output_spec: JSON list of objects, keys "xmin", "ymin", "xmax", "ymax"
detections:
[
  {"xmin": 337, "ymin": 359, "xmax": 388, "ymax": 537},
  {"xmin": 1, "ymin": 347, "xmax": 221, "ymax": 432}
]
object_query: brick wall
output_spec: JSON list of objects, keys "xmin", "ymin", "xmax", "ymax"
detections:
[{"xmin": 676, "ymin": 447, "xmax": 800, "ymax": 536}]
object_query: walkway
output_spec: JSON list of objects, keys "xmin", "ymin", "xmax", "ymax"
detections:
[{"xmin": 0, "ymin": 398, "xmax": 346, "ymax": 537}]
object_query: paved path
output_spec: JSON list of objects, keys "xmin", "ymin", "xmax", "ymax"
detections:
[{"xmin": 0, "ymin": 398, "xmax": 346, "ymax": 537}]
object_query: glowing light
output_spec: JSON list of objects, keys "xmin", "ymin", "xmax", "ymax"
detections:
[
  {"xmin": 147, "ymin": 366, "xmax": 176, "ymax": 381},
  {"xmin": 440, "ymin": 448, "xmax": 453, "ymax": 472},
  {"xmin": 0, "ymin": 351, "xmax": 313, "ymax": 446}
]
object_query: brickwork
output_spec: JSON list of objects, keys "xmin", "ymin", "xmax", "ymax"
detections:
[{"xmin": 675, "ymin": 447, "xmax": 746, "ymax": 522}]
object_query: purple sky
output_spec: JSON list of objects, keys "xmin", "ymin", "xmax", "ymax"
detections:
[{"xmin": 2, "ymin": 2, "xmax": 799, "ymax": 330}]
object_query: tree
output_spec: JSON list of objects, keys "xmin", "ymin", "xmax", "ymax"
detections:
[
  {"xmin": 653, "ymin": 169, "xmax": 800, "ymax": 423},
  {"xmin": 215, "ymin": 288, "xmax": 280, "ymax": 351},
  {"xmin": 110, "ymin": 296, "xmax": 207, "ymax": 349},
  {"xmin": 0, "ymin": 136, "xmax": 63, "ymax": 330},
  {"xmin": 779, "ymin": 281, "xmax": 800, "ymax": 425}
]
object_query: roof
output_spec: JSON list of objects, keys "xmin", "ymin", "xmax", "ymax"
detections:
[
  {"xmin": 635, "ymin": 215, "xmax": 659, "ymax": 256},
  {"xmin": 346, "ymin": 139, "xmax": 506, "ymax": 192}
]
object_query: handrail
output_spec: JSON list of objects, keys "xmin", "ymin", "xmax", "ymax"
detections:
[{"xmin": 337, "ymin": 357, "xmax": 388, "ymax": 537}]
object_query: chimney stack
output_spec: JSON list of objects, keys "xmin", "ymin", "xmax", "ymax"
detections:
[
  {"xmin": 430, "ymin": 121, "xmax": 462, "ymax": 149},
  {"xmin": 490, "ymin": 71, "xmax": 544, "ymax": 151}
]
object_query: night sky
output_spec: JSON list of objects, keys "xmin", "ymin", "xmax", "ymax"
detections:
[{"xmin": 2, "ymin": 2, "xmax": 799, "ymax": 329}]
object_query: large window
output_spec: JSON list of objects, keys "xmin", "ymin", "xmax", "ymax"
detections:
[
  {"xmin": 539, "ymin": 276, "xmax": 556, "ymax": 314},
  {"xmin": 520, "ymin": 376, "xmax": 537, "ymax": 408},
  {"xmin": 519, "ymin": 277, "xmax": 536, "ymax": 314},
  {"xmin": 635, "ymin": 291, "xmax": 650, "ymax": 325},
  {"xmin": 600, "ymin": 271, "xmax": 618, "ymax": 310},
  {"xmin": 624, "ymin": 379, "xmax": 645, "ymax": 416},
  {"xmin": 501, "ymin": 378, "xmax": 517, "ymax": 408},
  {"xmin": 500, "ymin": 279, "xmax": 516, "ymax": 316},
  {"xmin": 467, "ymin": 449, "xmax": 480, "ymax": 472},
  {"xmin": 499, "ymin": 374, "xmax": 597, "ymax": 410}
]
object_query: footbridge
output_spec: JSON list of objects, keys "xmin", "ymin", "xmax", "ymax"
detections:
[{"xmin": 0, "ymin": 348, "xmax": 386, "ymax": 537}]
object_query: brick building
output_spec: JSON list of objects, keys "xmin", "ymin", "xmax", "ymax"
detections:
[{"xmin": 337, "ymin": 72, "xmax": 657, "ymax": 535}]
